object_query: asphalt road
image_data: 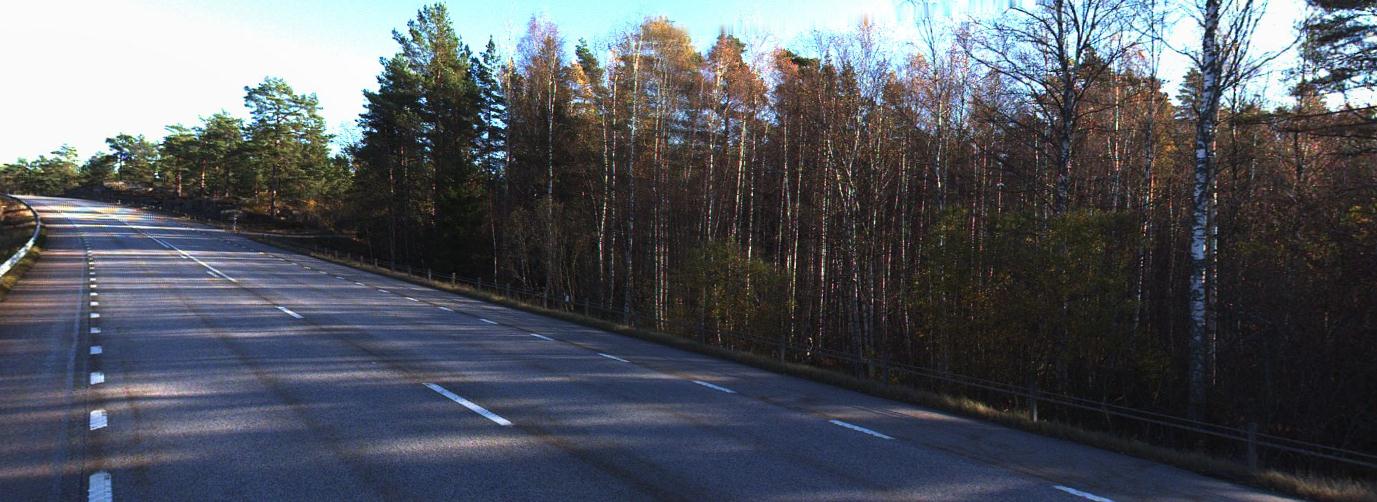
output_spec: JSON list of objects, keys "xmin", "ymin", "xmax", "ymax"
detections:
[{"xmin": 0, "ymin": 196, "xmax": 1291, "ymax": 501}]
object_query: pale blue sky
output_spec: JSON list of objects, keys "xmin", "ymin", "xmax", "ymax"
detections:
[{"xmin": 0, "ymin": 0, "xmax": 1305, "ymax": 162}]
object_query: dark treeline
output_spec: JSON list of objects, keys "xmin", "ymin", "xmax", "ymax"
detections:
[{"xmin": 4, "ymin": 1, "xmax": 1374, "ymax": 464}]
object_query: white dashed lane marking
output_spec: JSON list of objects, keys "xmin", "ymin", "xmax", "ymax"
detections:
[
  {"xmin": 90, "ymin": 372, "xmax": 104, "ymax": 385},
  {"xmin": 479, "ymin": 318, "xmax": 498, "ymax": 325},
  {"xmin": 529, "ymin": 333, "xmax": 554, "ymax": 341},
  {"xmin": 828, "ymin": 419, "xmax": 893, "ymax": 440},
  {"xmin": 276, "ymin": 306, "xmax": 304, "ymax": 319},
  {"xmin": 89, "ymin": 409, "xmax": 107, "ymax": 430},
  {"xmin": 598, "ymin": 353, "xmax": 630, "ymax": 363},
  {"xmin": 90, "ymin": 345, "xmax": 102, "ymax": 355},
  {"xmin": 1053, "ymin": 486, "xmax": 1115, "ymax": 502},
  {"xmin": 424, "ymin": 383, "xmax": 512, "ymax": 426},
  {"xmin": 692, "ymin": 380, "xmax": 737, "ymax": 394},
  {"xmin": 88, "ymin": 471, "xmax": 112, "ymax": 502}
]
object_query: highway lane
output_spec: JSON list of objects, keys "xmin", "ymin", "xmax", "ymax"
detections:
[{"xmin": 0, "ymin": 196, "xmax": 1291, "ymax": 501}]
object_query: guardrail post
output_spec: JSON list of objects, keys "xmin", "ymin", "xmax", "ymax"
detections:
[
  {"xmin": 451, "ymin": 272, "xmax": 456, "ymax": 285},
  {"xmin": 1246, "ymin": 422, "xmax": 1259, "ymax": 470},
  {"xmin": 427, "ymin": 268, "xmax": 432, "ymax": 281},
  {"xmin": 1029, "ymin": 380, "xmax": 1040, "ymax": 423}
]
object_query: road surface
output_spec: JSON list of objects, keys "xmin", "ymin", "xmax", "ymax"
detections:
[{"xmin": 0, "ymin": 196, "xmax": 1288, "ymax": 501}]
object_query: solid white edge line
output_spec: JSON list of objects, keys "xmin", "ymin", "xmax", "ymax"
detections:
[
  {"xmin": 598, "ymin": 353, "xmax": 630, "ymax": 363},
  {"xmin": 529, "ymin": 333, "xmax": 554, "ymax": 341},
  {"xmin": 89, "ymin": 409, "xmax": 107, "ymax": 430},
  {"xmin": 828, "ymin": 419, "xmax": 894, "ymax": 440},
  {"xmin": 692, "ymin": 380, "xmax": 737, "ymax": 394},
  {"xmin": 88, "ymin": 471, "xmax": 112, "ymax": 502},
  {"xmin": 1053, "ymin": 485, "xmax": 1115, "ymax": 502},
  {"xmin": 90, "ymin": 372, "xmax": 104, "ymax": 385},
  {"xmin": 276, "ymin": 306, "xmax": 304, "ymax": 319},
  {"xmin": 479, "ymin": 318, "xmax": 498, "ymax": 325},
  {"xmin": 423, "ymin": 383, "xmax": 512, "ymax": 426}
]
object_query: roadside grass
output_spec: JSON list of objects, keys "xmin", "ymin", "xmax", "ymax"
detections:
[{"xmin": 149, "ymin": 207, "xmax": 1377, "ymax": 502}]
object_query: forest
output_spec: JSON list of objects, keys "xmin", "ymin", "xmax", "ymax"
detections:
[{"xmin": 3, "ymin": 0, "xmax": 1374, "ymax": 472}]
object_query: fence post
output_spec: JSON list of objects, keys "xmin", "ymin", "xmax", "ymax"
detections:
[{"xmin": 1246, "ymin": 423, "xmax": 1259, "ymax": 470}]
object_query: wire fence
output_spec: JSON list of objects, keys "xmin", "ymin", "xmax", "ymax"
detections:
[{"xmin": 138, "ymin": 198, "xmax": 1377, "ymax": 477}]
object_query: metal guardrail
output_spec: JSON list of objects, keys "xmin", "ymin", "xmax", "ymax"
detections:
[{"xmin": 0, "ymin": 195, "xmax": 41, "ymax": 280}]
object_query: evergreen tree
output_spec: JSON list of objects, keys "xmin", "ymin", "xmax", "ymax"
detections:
[
  {"xmin": 244, "ymin": 76, "xmax": 332, "ymax": 217},
  {"xmin": 105, "ymin": 134, "xmax": 159, "ymax": 185}
]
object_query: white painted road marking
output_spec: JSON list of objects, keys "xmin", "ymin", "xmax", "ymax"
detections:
[
  {"xmin": 693, "ymin": 380, "xmax": 737, "ymax": 394},
  {"xmin": 147, "ymin": 235, "xmax": 238, "ymax": 282},
  {"xmin": 276, "ymin": 306, "xmax": 304, "ymax": 319},
  {"xmin": 479, "ymin": 318, "xmax": 498, "ymax": 325},
  {"xmin": 598, "ymin": 353, "xmax": 630, "ymax": 363},
  {"xmin": 90, "ymin": 345, "xmax": 102, "ymax": 355},
  {"xmin": 529, "ymin": 333, "xmax": 554, "ymax": 341},
  {"xmin": 354, "ymin": 282, "xmax": 365, "ymax": 286},
  {"xmin": 90, "ymin": 372, "xmax": 105, "ymax": 385},
  {"xmin": 405, "ymin": 297, "xmax": 419, "ymax": 302},
  {"xmin": 1054, "ymin": 485, "xmax": 1114, "ymax": 502},
  {"xmin": 88, "ymin": 471, "xmax": 112, "ymax": 502},
  {"xmin": 438, "ymin": 306, "xmax": 454, "ymax": 312},
  {"xmin": 90, "ymin": 327, "xmax": 101, "ymax": 335},
  {"xmin": 828, "ymin": 419, "xmax": 893, "ymax": 440},
  {"xmin": 89, "ymin": 313, "xmax": 100, "ymax": 319},
  {"xmin": 378, "ymin": 289, "xmax": 390, "ymax": 293},
  {"xmin": 423, "ymin": 383, "xmax": 512, "ymax": 426},
  {"xmin": 89, "ymin": 409, "xmax": 107, "ymax": 430},
  {"xmin": 90, "ymin": 301, "xmax": 99, "ymax": 307},
  {"xmin": 90, "ymin": 292, "xmax": 98, "ymax": 296}
]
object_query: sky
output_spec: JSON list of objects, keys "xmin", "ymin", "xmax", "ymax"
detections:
[{"xmin": 0, "ymin": 0, "xmax": 1307, "ymax": 163}]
